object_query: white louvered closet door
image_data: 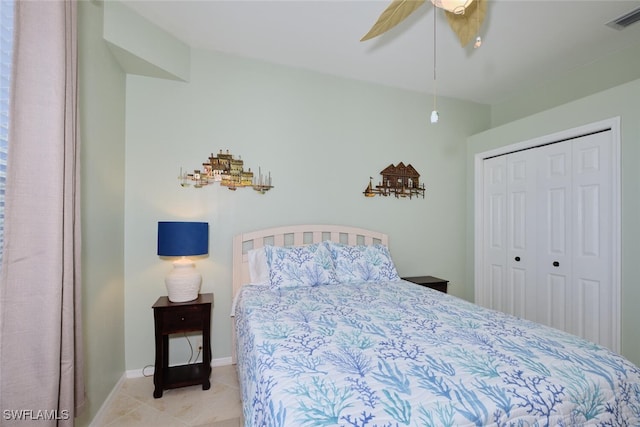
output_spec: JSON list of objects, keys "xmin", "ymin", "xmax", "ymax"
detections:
[{"xmin": 481, "ymin": 129, "xmax": 616, "ymax": 351}]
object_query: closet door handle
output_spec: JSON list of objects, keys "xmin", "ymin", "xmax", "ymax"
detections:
[
  {"xmin": 514, "ymin": 256, "xmax": 521, "ymax": 262},
  {"xmin": 553, "ymin": 261, "xmax": 560, "ymax": 267}
]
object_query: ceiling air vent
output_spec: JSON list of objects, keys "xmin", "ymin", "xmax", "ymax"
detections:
[{"xmin": 606, "ymin": 6, "xmax": 640, "ymax": 30}]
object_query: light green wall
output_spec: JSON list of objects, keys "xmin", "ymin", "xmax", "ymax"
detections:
[
  {"xmin": 123, "ymin": 49, "xmax": 490, "ymax": 369},
  {"xmin": 77, "ymin": 1, "xmax": 127, "ymax": 425},
  {"xmin": 78, "ymin": 2, "xmax": 640, "ymax": 422},
  {"xmin": 466, "ymin": 78, "xmax": 640, "ymax": 366},
  {"xmin": 102, "ymin": 0, "xmax": 190, "ymax": 82},
  {"xmin": 491, "ymin": 42, "xmax": 640, "ymax": 127}
]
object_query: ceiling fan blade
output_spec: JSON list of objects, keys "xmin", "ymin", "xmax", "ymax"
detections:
[
  {"xmin": 361, "ymin": 0, "xmax": 426, "ymax": 42},
  {"xmin": 445, "ymin": 0, "xmax": 487, "ymax": 46}
]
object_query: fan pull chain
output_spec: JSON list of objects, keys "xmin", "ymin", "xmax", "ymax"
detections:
[
  {"xmin": 430, "ymin": 7, "xmax": 439, "ymax": 124},
  {"xmin": 474, "ymin": 0, "xmax": 482, "ymax": 48}
]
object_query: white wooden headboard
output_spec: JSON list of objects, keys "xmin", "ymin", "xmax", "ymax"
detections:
[{"xmin": 231, "ymin": 224, "xmax": 388, "ymax": 363}]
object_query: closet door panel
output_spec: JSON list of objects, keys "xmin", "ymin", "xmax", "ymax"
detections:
[
  {"xmin": 543, "ymin": 273, "xmax": 568, "ymax": 329},
  {"xmin": 572, "ymin": 131, "xmax": 613, "ymax": 349},
  {"xmin": 537, "ymin": 141, "xmax": 572, "ymax": 330},
  {"xmin": 576, "ymin": 278, "xmax": 602, "ymax": 345},
  {"xmin": 481, "ymin": 156, "xmax": 507, "ymax": 310},
  {"xmin": 506, "ymin": 152, "xmax": 537, "ymax": 319}
]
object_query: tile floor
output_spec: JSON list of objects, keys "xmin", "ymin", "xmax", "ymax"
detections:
[{"xmin": 92, "ymin": 364, "xmax": 242, "ymax": 427}]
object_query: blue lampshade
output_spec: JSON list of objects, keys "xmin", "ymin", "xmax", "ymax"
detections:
[{"xmin": 157, "ymin": 221, "xmax": 209, "ymax": 257}]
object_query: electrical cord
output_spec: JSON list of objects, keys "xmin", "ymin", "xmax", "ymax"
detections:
[
  {"xmin": 143, "ymin": 333, "xmax": 202, "ymax": 377},
  {"xmin": 142, "ymin": 364, "xmax": 154, "ymax": 377}
]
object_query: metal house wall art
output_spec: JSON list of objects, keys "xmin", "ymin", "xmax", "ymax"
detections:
[
  {"xmin": 363, "ymin": 162, "xmax": 425, "ymax": 199},
  {"xmin": 180, "ymin": 149, "xmax": 273, "ymax": 194}
]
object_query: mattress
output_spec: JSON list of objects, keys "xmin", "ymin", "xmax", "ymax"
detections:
[{"xmin": 234, "ymin": 279, "xmax": 640, "ymax": 426}]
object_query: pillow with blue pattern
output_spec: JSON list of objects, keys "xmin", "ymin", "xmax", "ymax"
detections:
[
  {"xmin": 324, "ymin": 241, "xmax": 401, "ymax": 283},
  {"xmin": 265, "ymin": 243, "xmax": 339, "ymax": 289}
]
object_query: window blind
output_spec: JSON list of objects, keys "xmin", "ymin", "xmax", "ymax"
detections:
[{"xmin": 0, "ymin": 0, "xmax": 13, "ymax": 265}]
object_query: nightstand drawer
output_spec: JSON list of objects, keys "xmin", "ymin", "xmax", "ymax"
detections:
[{"xmin": 161, "ymin": 307, "xmax": 204, "ymax": 333}]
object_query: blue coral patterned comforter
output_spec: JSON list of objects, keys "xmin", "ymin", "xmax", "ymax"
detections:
[{"xmin": 234, "ymin": 280, "xmax": 640, "ymax": 426}]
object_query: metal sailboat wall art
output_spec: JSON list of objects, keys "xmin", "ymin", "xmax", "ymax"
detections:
[{"xmin": 179, "ymin": 149, "xmax": 274, "ymax": 194}]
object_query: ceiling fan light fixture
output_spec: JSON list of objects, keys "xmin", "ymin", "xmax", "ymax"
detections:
[{"xmin": 431, "ymin": 0, "xmax": 474, "ymax": 15}]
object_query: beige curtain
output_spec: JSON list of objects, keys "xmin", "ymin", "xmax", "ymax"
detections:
[{"xmin": 0, "ymin": 1, "xmax": 85, "ymax": 425}]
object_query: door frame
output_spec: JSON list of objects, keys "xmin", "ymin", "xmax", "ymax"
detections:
[{"xmin": 473, "ymin": 117, "xmax": 621, "ymax": 351}]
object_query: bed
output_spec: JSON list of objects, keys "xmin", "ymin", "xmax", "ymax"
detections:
[{"xmin": 232, "ymin": 224, "xmax": 640, "ymax": 426}]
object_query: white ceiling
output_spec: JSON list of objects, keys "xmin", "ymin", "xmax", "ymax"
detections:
[{"xmin": 120, "ymin": 0, "xmax": 640, "ymax": 105}]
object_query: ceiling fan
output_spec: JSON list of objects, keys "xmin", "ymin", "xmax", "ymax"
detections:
[{"xmin": 361, "ymin": 0, "xmax": 487, "ymax": 47}]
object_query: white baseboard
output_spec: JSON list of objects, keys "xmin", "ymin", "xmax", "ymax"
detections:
[
  {"xmin": 125, "ymin": 365, "xmax": 154, "ymax": 379},
  {"xmin": 211, "ymin": 356, "xmax": 233, "ymax": 367},
  {"xmin": 88, "ymin": 372, "xmax": 127, "ymax": 427}
]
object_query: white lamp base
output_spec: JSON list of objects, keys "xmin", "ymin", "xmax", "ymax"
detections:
[{"xmin": 165, "ymin": 258, "xmax": 202, "ymax": 302}]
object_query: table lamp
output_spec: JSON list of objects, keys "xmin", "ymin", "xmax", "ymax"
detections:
[{"xmin": 157, "ymin": 221, "xmax": 209, "ymax": 302}]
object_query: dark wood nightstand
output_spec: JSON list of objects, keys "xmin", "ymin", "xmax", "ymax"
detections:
[
  {"xmin": 152, "ymin": 293, "xmax": 213, "ymax": 398},
  {"xmin": 402, "ymin": 276, "xmax": 448, "ymax": 293}
]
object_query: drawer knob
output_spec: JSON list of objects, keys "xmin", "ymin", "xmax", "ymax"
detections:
[
  {"xmin": 553, "ymin": 261, "xmax": 560, "ymax": 267},
  {"xmin": 514, "ymin": 256, "xmax": 521, "ymax": 262},
  {"xmin": 181, "ymin": 317, "xmax": 185, "ymax": 321}
]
